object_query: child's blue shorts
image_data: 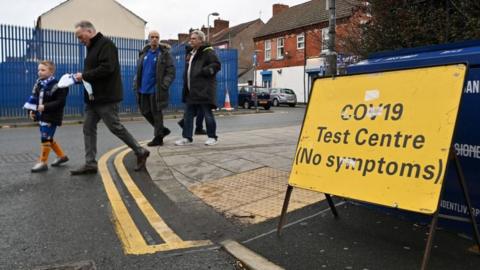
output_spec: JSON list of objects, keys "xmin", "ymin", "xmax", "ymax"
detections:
[{"xmin": 39, "ymin": 121, "xmax": 57, "ymax": 142}]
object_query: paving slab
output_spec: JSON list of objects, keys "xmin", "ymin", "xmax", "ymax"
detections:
[{"xmin": 146, "ymin": 126, "xmax": 311, "ymax": 225}]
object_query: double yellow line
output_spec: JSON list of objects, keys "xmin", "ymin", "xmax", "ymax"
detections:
[{"xmin": 99, "ymin": 145, "xmax": 212, "ymax": 255}]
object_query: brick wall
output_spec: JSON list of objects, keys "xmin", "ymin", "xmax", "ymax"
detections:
[{"xmin": 254, "ymin": 15, "xmax": 357, "ymax": 71}]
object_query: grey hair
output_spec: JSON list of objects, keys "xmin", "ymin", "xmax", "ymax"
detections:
[
  {"xmin": 191, "ymin": 30, "xmax": 206, "ymax": 42},
  {"xmin": 75, "ymin": 20, "xmax": 96, "ymax": 32}
]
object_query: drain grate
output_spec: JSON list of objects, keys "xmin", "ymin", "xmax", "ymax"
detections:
[
  {"xmin": 0, "ymin": 153, "xmax": 37, "ymax": 164},
  {"xmin": 33, "ymin": 260, "xmax": 96, "ymax": 270}
]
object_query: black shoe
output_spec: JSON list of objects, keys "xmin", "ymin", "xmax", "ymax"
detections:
[
  {"xmin": 195, "ymin": 129, "xmax": 207, "ymax": 135},
  {"xmin": 163, "ymin": 127, "xmax": 171, "ymax": 138},
  {"xmin": 135, "ymin": 150, "xmax": 150, "ymax": 171},
  {"xmin": 70, "ymin": 165, "xmax": 98, "ymax": 175},
  {"xmin": 147, "ymin": 137, "xmax": 163, "ymax": 147},
  {"xmin": 51, "ymin": 156, "xmax": 69, "ymax": 167},
  {"xmin": 177, "ymin": 119, "xmax": 184, "ymax": 129}
]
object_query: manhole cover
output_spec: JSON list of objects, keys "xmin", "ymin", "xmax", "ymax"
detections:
[{"xmin": 33, "ymin": 260, "xmax": 96, "ymax": 270}]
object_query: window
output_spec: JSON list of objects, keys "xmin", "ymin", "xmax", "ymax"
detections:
[
  {"xmin": 264, "ymin": 40, "xmax": 271, "ymax": 61},
  {"xmin": 297, "ymin": 33, "xmax": 305, "ymax": 49},
  {"xmin": 276, "ymin": 37, "xmax": 285, "ymax": 59},
  {"xmin": 322, "ymin": 27, "xmax": 329, "ymax": 53}
]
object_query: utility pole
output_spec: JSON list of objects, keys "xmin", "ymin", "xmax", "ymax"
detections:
[{"xmin": 325, "ymin": 0, "xmax": 337, "ymax": 76}]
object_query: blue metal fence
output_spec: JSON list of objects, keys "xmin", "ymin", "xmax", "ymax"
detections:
[{"xmin": 0, "ymin": 24, "xmax": 238, "ymax": 119}]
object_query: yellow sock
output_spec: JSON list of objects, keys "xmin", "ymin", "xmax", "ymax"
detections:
[
  {"xmin": 39, "ymin": 142, "xmax": 51, "ymax": 163},
  {"xmin": 51, "ymin": 140, "xmax": 66, "ymax": 158}
]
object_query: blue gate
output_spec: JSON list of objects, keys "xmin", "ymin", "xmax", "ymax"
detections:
[{"xmin": 0, "ymin": 24, "xmax": 238, "ymax": 119}]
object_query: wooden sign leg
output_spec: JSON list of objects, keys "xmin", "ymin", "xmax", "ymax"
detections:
[
  {"xmin": 277, "ymin": 185, "xmax": 293, "ymax": 236},
  {"xmin": 452, "ymin": 152, "xmax": 480, "ymax": 252}
]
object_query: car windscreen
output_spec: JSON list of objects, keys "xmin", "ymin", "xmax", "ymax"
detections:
[
  {"xmin": 257, "ymin": 88, "xmax": 270, "ymax": 94},
  {"xmin": 282, "ymin": 89, "xmax": 295, "ymax": 95}
]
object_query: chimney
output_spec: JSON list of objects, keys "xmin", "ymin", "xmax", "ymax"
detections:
[
  {"xmin": 273, "ymin": 4, "xmax": 289, "ymax": 16},
  {"xmin": 213, "ymin": 19, "xmax": 229, "ymax": 33},
  {"xmin": 178, "ymin": 33, "xmax": 190, "ymax": 43}
]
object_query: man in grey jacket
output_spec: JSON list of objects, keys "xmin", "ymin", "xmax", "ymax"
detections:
[
  {"xmin": 135, "ymin": 30, "xmax": 175, "ymax": 146},
  {"xmin": 175, "ymin": 30, "xmax": 221, "ymax": 146}
]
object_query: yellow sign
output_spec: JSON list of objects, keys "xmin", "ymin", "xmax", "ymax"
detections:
[{"xmin": 289, "ymin": 64, "xmax": 467, "ymax": 214}]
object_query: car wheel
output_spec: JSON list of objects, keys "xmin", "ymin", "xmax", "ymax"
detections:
[
  {"xmin": 273, "ymin": 99, "xmax": 279, "ymax": 107},
  {"xmin": 263, "ymin": 105, "xmax": 271, "ymax": 110},
  {"xmin": 244, "ymin": 101, "xmax": 250, "ymax": 109},
  {"xmin": 288, "ymin": 103, "xmax": 296, "ymax": 107}
]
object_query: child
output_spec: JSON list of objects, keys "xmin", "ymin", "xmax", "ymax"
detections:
[{"xmin": 28, "ymin": 60, "xmax": 69, "ymax": 173}]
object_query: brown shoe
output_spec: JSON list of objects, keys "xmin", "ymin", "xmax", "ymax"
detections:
[
  {"xmin": 135, "ymin": 150, "xmax": 150, "ymax": 171},
  {"xmin": 70, "ymin": 164, "xmax": 98, "ymax": 175}
]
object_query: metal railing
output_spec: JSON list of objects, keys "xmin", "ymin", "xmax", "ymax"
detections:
[{"xmin": 0, "ymin": 24, "xmax": 238, "ymax": 119}]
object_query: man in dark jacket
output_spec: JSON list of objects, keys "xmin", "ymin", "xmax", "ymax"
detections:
[
  {"xmin": 71, "ymin": 20, "xmax": 149, "ymax": 175},
  {"xmin": 135, "ymin": 30, "xmax": 175, "ymax": 146},
  {"xmin": 175, "ymin": 30, "xmax": 221, "ymax": 146}
]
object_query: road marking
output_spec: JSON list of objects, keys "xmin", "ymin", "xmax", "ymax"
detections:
[
  {"xmin": 242, "ymin": 201, "xmax": 347, "ymax": 244},
  {"xmin": 98, "ymin": 145, "xmax": 212, "ymax": 255}
]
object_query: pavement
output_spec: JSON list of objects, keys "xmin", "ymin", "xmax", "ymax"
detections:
[
  {"xmin": 145, "ymin": 125, "xmax": 326, "ymax": 226},
  {"xmin": 143, "ymin": 124, "xmax": 480, "ymax": 270},
  {"xmin": 0, "ymin": 109, "xmax": 272, "ymax": 129}
]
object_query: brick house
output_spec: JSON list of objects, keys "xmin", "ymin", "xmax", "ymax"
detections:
[
  {"xmin": 36, "ymin": 0, "xmax": 146, "ymax": 39},
  {"xmin": 210, "ymin": 19, "xmax": 264, "ymax": 84},
  {"xmin": 253, "ymin": 0, "xmax": 364, "ymax": 103}
]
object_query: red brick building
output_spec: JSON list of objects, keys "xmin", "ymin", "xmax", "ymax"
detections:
[
  {"xmin": 210, "ymin": 19, "xmax": 264, "ymax": 84},
  {"xmin": 253, "ymin": 0, "xmax": 365, "ymax": 102}
]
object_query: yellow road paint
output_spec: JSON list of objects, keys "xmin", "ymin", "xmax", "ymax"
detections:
[
  {"xmin": 98, "ymin": 145, "xmax": 212, "ymax": 255},
  {"xmin": 99, "ymin": 146, "xmax": 148, "ymax": 254}
]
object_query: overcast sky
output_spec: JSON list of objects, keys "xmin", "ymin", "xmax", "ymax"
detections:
[{"xmin": 0, "ymin": 0, "xmax": 307, "ymax": 39}]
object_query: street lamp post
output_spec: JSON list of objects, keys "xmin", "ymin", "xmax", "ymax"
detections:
[
  {"xmin": 207, "ymin": 12, "xmax": 220, "ymax": 42},
  {"xmin": 325, "ymin": 0, "xmax": 337, "ymax": 76},
  {"xmin": 253, "ymin": 50, "xmax": 261, "ymax": 113}
]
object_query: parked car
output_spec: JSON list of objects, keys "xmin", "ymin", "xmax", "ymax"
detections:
[
  {"xmin": 238, "ymin": 86, "xmax": 272, "ymax": 110},
  {"xmin": 269, "ymin": 88, "xmax": 297, "ymax": 107}
]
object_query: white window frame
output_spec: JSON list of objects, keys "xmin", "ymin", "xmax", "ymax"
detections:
[
  {"xmin": 297, "ymin": 33, "xmax": 305, "ymax": 49},
  {"xmin": 321, "ymin": 27, "xmax": 329, "ymax": 53},
  {"xmin": 264, "ymin": 40, "xmax": 271, "ymax": 61},
  {"xmin": 276, "ymin": 37, "xmax": 285, "ymax": 59}
]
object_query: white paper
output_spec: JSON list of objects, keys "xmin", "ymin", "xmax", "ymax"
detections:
[{"xmin": 364, "ymin": 89, "xmax": 380, "ymax": 101}]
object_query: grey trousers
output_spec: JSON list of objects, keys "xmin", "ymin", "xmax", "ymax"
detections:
[
  {"xmin": 138, "ymin": 93, "xmax": 165, "ymax": 138},
  {"xmin": 83, "ymin": 103, "xmax": 144, "ymax": 166}
]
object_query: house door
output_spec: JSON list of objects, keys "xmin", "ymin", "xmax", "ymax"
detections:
[{"xmin": 262, "ymin": 74, "xmax": 272, "ymax": 88}]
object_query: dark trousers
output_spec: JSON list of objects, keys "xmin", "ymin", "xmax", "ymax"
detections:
[
  {"xmin": 182, "ymin": 104, "xmax": 217, "ymax": 141},
  {"xmin": 83, "ymin": 103, "xmax": 144, "ymax": 166},
  {"xmin": 195, "ymin": 108, "xmax": 204, "ymax": 130},
  {"xmin": 178, "ymin": 108, "xmax": 204, "ymax": 130},
  {"xmin": 139, "ymin": 93, "xmax": 167, "ymax": 138}
]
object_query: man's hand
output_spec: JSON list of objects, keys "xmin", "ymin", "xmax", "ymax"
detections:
[
  {"xmin": 74, "ymin": 72, "xmax": 83, "ymax": 82},
  {"xmin": 29, "ymin": 111, "xmax": 35, "ymax": 120},
  {"xmin": 37, "ymin": 105, "xmax": 45, "ymax": 112}
]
